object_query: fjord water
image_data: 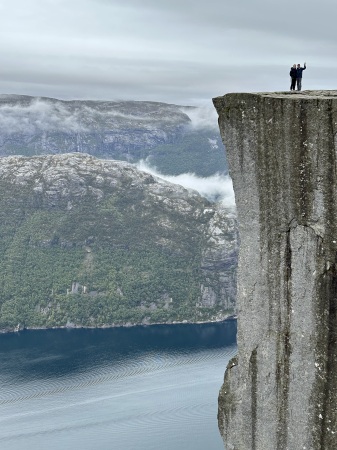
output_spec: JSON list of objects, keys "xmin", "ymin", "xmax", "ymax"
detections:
[{"xmin": 0, "ymin": 321, "xmax": 236, "ymax": 450}]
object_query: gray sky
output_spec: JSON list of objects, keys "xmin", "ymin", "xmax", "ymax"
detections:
[{"xmin": 1, "ymin": 0, "xmax": 337, "ymax": 105}]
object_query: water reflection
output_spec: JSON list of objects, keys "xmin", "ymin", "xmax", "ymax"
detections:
[{"xmin": 0, "ymin": 320, "xmax": 237, "ymax": 381}]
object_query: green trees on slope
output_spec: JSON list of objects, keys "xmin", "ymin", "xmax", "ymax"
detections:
[{"xmin": 0, "ymin": 156, "xmax": 236, "ymax": 330}]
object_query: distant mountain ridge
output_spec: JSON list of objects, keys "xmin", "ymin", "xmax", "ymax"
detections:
[
  {"xmin": 0, "ymin": 153, "xmax": 237, "ymax": 332},
  {"xmin": 0, "ymin": 95, "xmax": 227, "ymax": 177}
]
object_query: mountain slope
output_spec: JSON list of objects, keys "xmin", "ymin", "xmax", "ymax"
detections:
[
  {"xmin": 0, "ymin": 153, "xmax": 237, "ymax": 331},
  {"xmin": 0, "ymin": 95, "xmax": 227, "ymax": 176}
]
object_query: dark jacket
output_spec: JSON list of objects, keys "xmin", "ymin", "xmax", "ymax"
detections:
[
  {"xmin": 296, "ymin": 65, "xmax": 306, "ymax": 78},
  {"xmin": 290, "ymin": 67, "xmax": 297, "ymax": 78}
]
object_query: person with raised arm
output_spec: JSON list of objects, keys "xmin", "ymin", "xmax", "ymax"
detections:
[{"xmin": 296, "ymin": 62, "xmax": 307, "ymax": 91}]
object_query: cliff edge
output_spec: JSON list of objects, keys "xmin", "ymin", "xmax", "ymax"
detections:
[{"xmin": 213, "ymin": 91, "xmax": 337, "ymax": 450}]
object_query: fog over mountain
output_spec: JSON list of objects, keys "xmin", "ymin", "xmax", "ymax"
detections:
[
  {"xmin": 0, "ymin": 94, "xmax": 219, "ymax": 134},
  {"xmin": 0, "ymin": 95, "xmax": 228, "ymax": 178},
  {"xmin": 136, "ymin": 160, "xmax": 235, "ymax": 208},
  {"xmin": 0, "ymin": 94, "xmax": 232, "ymax": 205},
  {"xmin": 179, "ymin": 105, "xmax": 219, "ymax": 131},
  {"xmin": 0, "ymin": 97, "xmax": 88, "ymax": 135},
  {"xmin": 0, "ymin": 94, "xmax": 189, "ymax": 135}
]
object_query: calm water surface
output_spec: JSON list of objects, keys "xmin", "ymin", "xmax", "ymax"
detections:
[{"xmin": 0, "ymin": 321, "xmax": 237, "ymax": 450}]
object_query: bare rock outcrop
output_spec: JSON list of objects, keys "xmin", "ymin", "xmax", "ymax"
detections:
[{"xmin": 213, "ymin": 91, "xmax": 337, "ymax": 450}]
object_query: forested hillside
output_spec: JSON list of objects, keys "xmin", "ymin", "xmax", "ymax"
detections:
[{"xmin": 0, "ymin": 154, "xmax": 237, "ymax": 331}]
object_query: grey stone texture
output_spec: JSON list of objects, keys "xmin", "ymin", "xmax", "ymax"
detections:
[{"xmin": 213, "ymin": 91, "xmax": 337, "ymax": 450}]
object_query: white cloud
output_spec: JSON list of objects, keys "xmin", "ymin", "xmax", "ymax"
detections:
[
  {"xmin": 0, "ymin": 99, "xmax": 89, "ymax": 134},
  {"xmin": 180, "ymin": 104, "xmax": 219, "ymax": 130},
  {"xmin": 0, "ymin": 97, "xmax": 192, "ymax": 135},
  {"xmin": 136, "ymin": 160, "xmax": 235, "ymax": 208}
]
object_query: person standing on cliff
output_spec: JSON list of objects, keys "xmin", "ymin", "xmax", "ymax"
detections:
[
  {"xmin": 296, "ymin": 62, "xmax": 306, "ymax": 91},
  {"xmin": 290, "ymin": 64, "xmax": 297, "ymax": 90}
]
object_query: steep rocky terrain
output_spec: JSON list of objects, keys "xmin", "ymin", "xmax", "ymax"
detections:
[
  {"xmin": 214, "ymin": 91, "xmax": 337, "ymax": 450},
  {"xmin": 0, "ymin": 94, "xmax": 227, "ymax": 176},
  {"xmin": 0, "ymin": 153, "xmax": 237, "ymax": 332}
]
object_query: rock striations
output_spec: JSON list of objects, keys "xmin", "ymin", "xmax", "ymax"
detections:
[{"xmin": 213, "ymin": 91, "xmax": 337, "ymax": 450}]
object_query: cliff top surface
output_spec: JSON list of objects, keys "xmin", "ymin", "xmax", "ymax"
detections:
[{"xmin": 214, "ymin": 89, "xmax": 337, "ymax": 101}]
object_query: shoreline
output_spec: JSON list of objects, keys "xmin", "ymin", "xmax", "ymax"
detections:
[{"xmin": 0, "ymin": 313, "xmax": 237, "ymax": 335}]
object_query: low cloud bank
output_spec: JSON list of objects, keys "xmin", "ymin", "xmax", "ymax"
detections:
[
  {"xmin": 0, "ymin": 100, "xmax": 140, "ymax": 135},
  {"xmin": 181, "ymin": 104, "xmax": 219, "ymax": 131},
  {"xmin": 136, "ymin": 160, "xmax": 236, "ymax": 208},
  {"xmin": 0, "ymin": 98, "xmax": 202, "ymax": 135},
  {"xmin": 0, "ymin": 100, "xmax": 89, "ymax": 134}
]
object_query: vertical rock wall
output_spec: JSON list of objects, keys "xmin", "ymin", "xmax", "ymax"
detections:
[{"xmin": 213, "ymin": 91, "xmax": 337, "ymax": 450}]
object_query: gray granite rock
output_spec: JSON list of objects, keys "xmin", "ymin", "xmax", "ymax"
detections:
[{"xmin": 213, "ymin": 91, "xmax": 337, "ymax": 450}]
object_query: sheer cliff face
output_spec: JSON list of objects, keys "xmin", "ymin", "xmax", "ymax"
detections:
[{"xmin": 213, "ymin": 91, "xmax": 337, "ymax": 450}]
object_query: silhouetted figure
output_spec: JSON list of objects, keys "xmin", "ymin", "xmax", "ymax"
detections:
[
  {"xmin": 290, "ymin": 64, "xmax": 297, "ymax": 90},
  {"xmin": 296, "ymin": 62, "xmax": 306, "ymax": 91}
]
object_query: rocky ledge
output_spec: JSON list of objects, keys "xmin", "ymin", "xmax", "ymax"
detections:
[{"xmin": 213, "ymin": 91, "xmax": 337, "ymax": 450}]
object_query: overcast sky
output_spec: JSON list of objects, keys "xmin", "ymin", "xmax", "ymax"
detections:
[{"xmin": 1, "ymin": 0, "xmax": 337, "ymax": 105}]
